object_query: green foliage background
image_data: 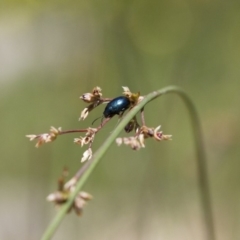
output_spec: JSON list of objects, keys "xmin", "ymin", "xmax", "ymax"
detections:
[{"xmin": 1, "ymin": 1, "xmax": 240, "ymax": 239}]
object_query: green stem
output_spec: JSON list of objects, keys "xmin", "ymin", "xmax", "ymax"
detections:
[{"xmin": 41, "ymin": 86, "xmax": 215, "ymax": 240}]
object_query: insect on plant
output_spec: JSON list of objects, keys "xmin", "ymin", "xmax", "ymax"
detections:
[
  {"xmin": 26, "ymin": 86, "xmax": 215, "ymax": 240},
  {"xmin": 26, "ymin": 86, "xmax": 172, "ymax": 216},
  {"xmin": 92, "ymin": 96, "xmax": 131, "ymax": 125},
  {"xmin": 103, "ymin": 96, "xmax": 131, "ymax": 118}
]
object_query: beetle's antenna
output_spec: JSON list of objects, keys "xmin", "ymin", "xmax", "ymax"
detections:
[{"xmin": 92, "ymin": 116, "xmax": 102, "ymax": 125}]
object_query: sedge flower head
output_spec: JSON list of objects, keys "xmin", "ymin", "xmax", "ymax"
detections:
[
  {"xmin": 47, "ymin": 169, "xmax": 92, "ymax": 216},
  {"xmin": 138, "ymin": 125, "xmax": 172, "ymax": 142},
  {"xmin": 81, "ymin": 148, "xmax": 93, "ymax": 162},
  {"xmin": 122, "ymin": 86, "xmax": 142, "ymax": 106},
  {"xmin": 74, "ymin": 128, "xmax": 96, "ymax": 147},
  {"xmin": 116, "ymin": 125, "xmax": 172, "ymax": 150},
  {"xmin": 79, "ymin": 87, "xmax": 104, "ymax": 120},
  {"xmin": 26, "ymin": 126, "xmax": 62, "ymax": 147},
  {"xmin": 79, "ymin": 86, "xmax": 102, "ymax": 103},
  {"xmin": 116, "ymin": 137, "xmax": 142, "ymax": 150}
]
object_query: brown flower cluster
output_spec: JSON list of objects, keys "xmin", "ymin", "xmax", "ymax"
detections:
[
  {"xmin": 26, "ymin": 126, "xmax": 62, "ymax": 147},
  {"xmin": 116, "ymin": 125, "xmax": 172, "ymax": 150},
  {"xmin": 79, "ymin": 86, "xmax": 110, "ymax": 120},
  {"xmin": 74, "ymin": 128, "xmax": 96, "ymax": 162},
  {"xmin": 122, "ymin": 86, "xmax": 143, "ymax": 105},
  {"xmin": 47, "ymin": 169, "xmax": 92, "ymax": 216}
]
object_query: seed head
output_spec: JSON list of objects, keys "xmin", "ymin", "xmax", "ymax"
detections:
[
  {"xmin": 116, "ymin": 125, "xmax": 172, "ymax": 150},
  {"xmin": 47, "ymin": 169, "xmax": 92, "ymax": 216},
  {"xmin": 79, "ymin": 87, "xmax": 104, "ymax": 120},
  {"xmin": 26, "ymin": 126, "xmax": 62, "ymax": 147},
  {"xmin": 74, "ymin": 128, "xmax": 96, "ymax": 147},
  {"xmin": 122, "ymin": 86, "xmax": 143, "ymax": 106},
  {"xmin": 81, "ymin": 148, "xmax": 93, "ymax": 162},
  {"xmin": 116, "ymin": 137, "xmax": 142, "ymax": 150}
]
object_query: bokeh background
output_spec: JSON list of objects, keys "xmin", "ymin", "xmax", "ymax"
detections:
[{"xmin": 1, "ymin": 1, "xmax": 240, "ymax": 239}]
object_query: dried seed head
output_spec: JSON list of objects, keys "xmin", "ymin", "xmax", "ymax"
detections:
[
  {"xmin": 80, "ymin": 93, "xmax": 94, "ymax": 103},
  {"xmin": 122, "ymin": 86, "xmax": 140, "ymax": 99},
  {"xmin": 138, "ymin": 133, "xmax": 145, "ymax": 148},
  {"xmin": 122, "ymin": 86, "xmax": 142, "ymax": 106},
  {"xmin": 116, "ymin": 137, "xmax": 142, "ymax": 150},
  {"xmin": 117, "ymin": 125, "xmax": 172, "ymax": 150},
  {"xmin": 47, "ymin": 169, "xmax": 92, "ymax": 216},
  {"xmin": 73, "ymin": 191, "xmax": 93, "ymax": 216},
  {"xmin": 79, "ymin": 87, "xmax": 104, "ymax": 121},
  {"xmin": 74, "ymin": 128, "xmax": 96, "ymax": 147},
  {"xmin": 116, "ymin": 138, "xmax": 123, "ymax": 146},
  {"xmin": 25, "ymin": 134, "xmax": 38, "ymax": 141},
  {"xmin": 81, "ymin": 148, "xmax": 92, "ymax": 162},
  {"xmin": 26, "ymin": 126, "xmax": 62, "ymax": 147},
  {"xmin": 79, "ymin": 86, "xmax": 102, "ymax": 103},
  {"xmin": 64, "ymin": 177, "xmax": 77, "ymax": 190},
  {"xmin": 79, "ymin": 191, "xmax": 93, "ymax": 201},
  {"xmin": 79, "ymin": 107, "xmax": 90, "ymax": 121},
  {"xmin": 153, "ymin": 125, "xmax": 172, "ymax": 141},
  {"xmin": 46, "ymin": 191, "xmax": 68, "ymax": 204},
  {"xmin": 92, "ymin": 86, "xmax": 102, "ymax": 97}
]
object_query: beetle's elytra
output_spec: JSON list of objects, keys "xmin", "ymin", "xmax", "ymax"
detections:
[{"xmin": 103, "ymin": 96, "xmax": 130, "ymax": 118}]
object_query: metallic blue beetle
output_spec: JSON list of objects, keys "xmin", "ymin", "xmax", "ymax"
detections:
[{"xmin": 103, "ymin": 96, "xmax": 130, "ymax": 118}]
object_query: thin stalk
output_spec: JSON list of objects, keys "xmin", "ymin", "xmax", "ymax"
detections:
[
  {"xmin": 41, "ymin": 86, "xmax": 215, "ymax": 240},
  {"xmin": 60, "ymin": 129, "xmax": 88, "ymax": 135},
  {"xmin": 140, "ymin": 107, "xmax": 145, "ymax": 126}
]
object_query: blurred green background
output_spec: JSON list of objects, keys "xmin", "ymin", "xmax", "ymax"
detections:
[{"xmin": 1, "ymin": 0, "xmax": 240, "ymax": 239}]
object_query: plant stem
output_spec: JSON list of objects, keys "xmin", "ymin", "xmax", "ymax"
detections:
[
  {"xmin": 165, "ymin": 87, "xmax": 216, "ymax": 240},
  {"xmin": 60, "ymin": 129, "xmax": 88, "ymax": 135},
  {"xmin": 41, "ymin": 86, "xmax": 215, "ymax": 240},
  {"xmin": 140, "ymin": 107, "xmax": 145, "ymax": 126}
]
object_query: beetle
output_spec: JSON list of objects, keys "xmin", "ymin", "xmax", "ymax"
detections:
[
  {"xmin": 92, "ymin": 96, "xmax": 131, "ymax": 125},
  {"xmin": 103, "ymin": 96, "xmax": 130, "ymax": 118}
]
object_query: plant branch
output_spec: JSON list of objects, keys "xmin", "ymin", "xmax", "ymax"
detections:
[
  {"xmin": 41, "ymin": 86, "xmax": 215, "ymax": 240},
  {"xmin": 60, "ymin": 129, "xmax": 88, "ymax": 135}
]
